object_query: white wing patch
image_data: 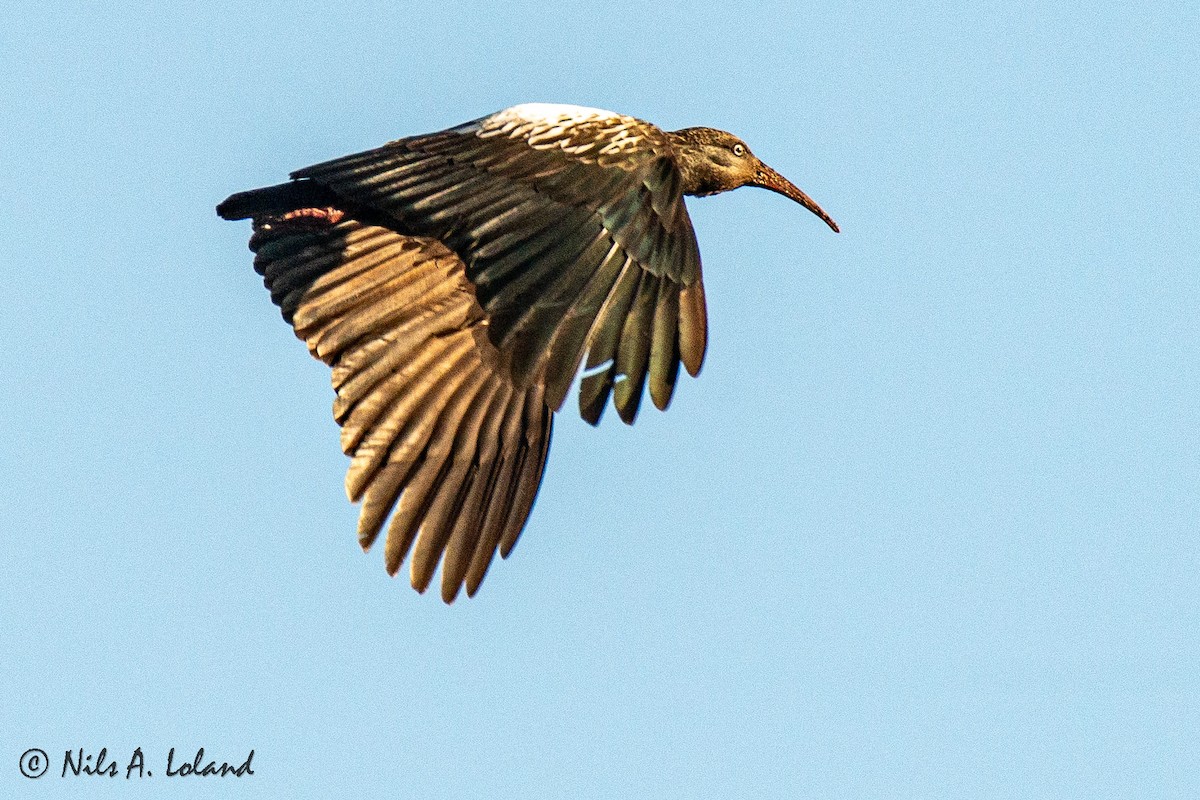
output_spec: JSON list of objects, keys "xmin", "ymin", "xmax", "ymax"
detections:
[
  {"xmin": 480, "ymin": 104, "xmax": 650, "ymax": 162},
  {"xmin": 491, "ymin": 103, "xmax": 619, "ymax": 127}
]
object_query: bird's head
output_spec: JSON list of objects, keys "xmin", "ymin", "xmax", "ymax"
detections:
[{"xmin": 667, "ymin": 127, "xmax": 839, "ymax": 232}]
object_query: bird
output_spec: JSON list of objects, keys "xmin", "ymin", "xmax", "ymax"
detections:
[{"xmin": 218, "ymin": 103, "xmax": 838, "ymax": 603}]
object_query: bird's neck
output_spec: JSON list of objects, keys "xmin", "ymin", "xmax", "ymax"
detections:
[{"xmin": 667, "ymin": 130, "xmax": 730, "ymax": 197}]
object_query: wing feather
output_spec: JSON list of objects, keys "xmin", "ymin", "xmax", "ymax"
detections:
[
  {"xmin": 499, "ymin": 389, "xmax": 552, "ymax": 558},
  {"xmin": 463, "ymin": 392, "xmax": 525, "ymax": 595},
  {"xmin": 540, "ymin": 242, "xmax": 629, "ymax": 410},
  {"xmin": 613, "ymin": 274, "xmax": 660, "ymax": 424},
  {"xmin": 579, "ymin": 263, "xmax": 643, "ymax": 425},
  {"xmin": 679, "ymin": 278, "xmax": 708, "ymax": 377},
  {"xmin": 648, "ymin": 278, "xmax": 681, "ymax": 411},
  {"xmin": 438, "ymin": 379, "xmax": 510, "ymax": 602},
  {"xmin": 408, "ymin": 367, "xmax": 496, "ymax": 593},
  {"xmin": 242, "ymin": 206, "xmax": 551, "ymax": 600}
]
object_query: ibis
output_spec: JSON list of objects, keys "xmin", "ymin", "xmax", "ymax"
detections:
[{"xmin": 218, "ymin": 103, "xmax": 838, "ymax": 602}]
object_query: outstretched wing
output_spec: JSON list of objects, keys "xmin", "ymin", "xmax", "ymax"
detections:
[
  {"xmin": 246, "ymin": 203, "xmax": 551, "ymax": 602},
  {"xmin": 292, "ymin": 104, "xmax": 709, "ymax": 425}
]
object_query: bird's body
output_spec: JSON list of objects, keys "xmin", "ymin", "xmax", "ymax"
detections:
[{"xmin": 218, "ymin": 103, "xmax": 837, "ymax": 602}]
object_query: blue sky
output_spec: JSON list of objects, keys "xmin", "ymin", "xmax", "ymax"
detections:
[{"xmin": 3, "ymin": 2, "xmax": 1197, "ymax": 797}]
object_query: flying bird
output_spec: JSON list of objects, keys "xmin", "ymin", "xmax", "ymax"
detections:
[{"xmin": 218, "ymin": 103, "xmax": 838, "ymax": 603}]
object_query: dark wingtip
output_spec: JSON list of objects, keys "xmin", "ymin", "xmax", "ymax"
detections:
[{"xmin": 615, "ymin": 392, "xmax": 640, "ymax": 426}]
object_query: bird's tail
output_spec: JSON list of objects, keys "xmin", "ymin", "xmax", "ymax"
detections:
[{"xmin": 216, "ymin": 180, "xmax": 340, "ymax": 221}]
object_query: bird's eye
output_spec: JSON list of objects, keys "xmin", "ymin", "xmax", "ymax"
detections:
[{"xmin": 732, "ymin": 144, "xmax": 746, "ymax": 157}]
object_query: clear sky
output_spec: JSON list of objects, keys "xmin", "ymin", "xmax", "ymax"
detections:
[{"xmin": 3, "ymin": 2, "xmax": 1197, "ymax": 797}]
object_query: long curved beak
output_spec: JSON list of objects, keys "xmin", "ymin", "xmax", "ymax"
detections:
[{"xmin": 751, "ymin": 162, "xmax": 840, "ymax": 233}]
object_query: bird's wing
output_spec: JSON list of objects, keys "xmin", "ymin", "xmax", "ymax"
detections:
[
  {"xmin": 291, "ymin": 104, "xmax": 708, "ymax": 425},
  {"xmin": 249, "ymin": 206, "xmax": 552, "ymax": 602}
]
